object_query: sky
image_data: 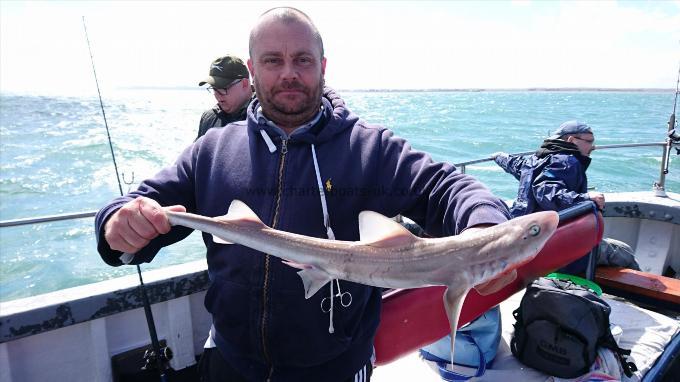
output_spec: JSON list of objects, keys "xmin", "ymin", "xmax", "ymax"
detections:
[{"xmin": 1, "ymin": 0, "xmax": 679, "ymax": 95}]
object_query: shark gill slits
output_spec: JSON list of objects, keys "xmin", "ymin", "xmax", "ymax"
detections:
[{"xmin": 529, "ymin": 224, "xmax": 541, "ymax": 237}]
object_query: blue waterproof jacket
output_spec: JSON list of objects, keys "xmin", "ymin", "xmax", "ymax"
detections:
[
  {"xmin": 95, "ymin": 88, "xmax": 510, "ymax": 381},
  {"xmin": 494, "ymin": 139, "xmax": 592, "ymax": 218}
]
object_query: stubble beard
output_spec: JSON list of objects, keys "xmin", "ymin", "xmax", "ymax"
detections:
[{"xmin": 255, "ymin": 74, "xmax": 325, "ymax": 129}]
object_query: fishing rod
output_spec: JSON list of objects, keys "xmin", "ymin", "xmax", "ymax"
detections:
[
  {"xmin": 655, "ymin": 58, "xmax": 680, "ymax": 196},
  {"xmin": 82, "ymin": 17, "xmax": 170, "ymax": 381}
]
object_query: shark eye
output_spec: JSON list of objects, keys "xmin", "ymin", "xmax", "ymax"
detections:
[{"xmin": 529, "ymin": 224, "xmax": 541, "ymax": 237}]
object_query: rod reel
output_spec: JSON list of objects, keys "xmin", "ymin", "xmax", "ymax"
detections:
[{"xmin": 142, "ymin": 345, "xmax": 174, "ymax": 372}]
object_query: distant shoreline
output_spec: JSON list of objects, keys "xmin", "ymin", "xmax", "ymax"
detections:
[
  {"xmin": 1, "ymin": 87, "xmax": 674, "ymax": 97},
  {"xmin": 118, "ymin": 86, "xmax": 674, "ymax": 93},
  {"xmin": 339, "ymin": 88, "xmax": 675, "ymax": 93}
]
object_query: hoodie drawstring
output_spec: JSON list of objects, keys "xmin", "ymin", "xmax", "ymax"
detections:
[
  {"xmin": 311, "ymin": 144, "xmax": 335, "ymax": 241},
  {"xmin": 312, "ymin": 144, "xmax": 350, "ymax": 334},
  {"xmin": 259, "ymin": 129, "xmax": 277, "ymax": 153}
]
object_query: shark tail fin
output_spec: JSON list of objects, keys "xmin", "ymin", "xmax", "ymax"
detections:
[
  {"xmin": 298, "ymin": 268, "xmax": 332, "ymax": 299},
  {"xmin": 358, "ymin": 211, "xmax": 420, "ymax": 247},
  {"xmin": 211, "ymin": 199, "xmax": 267, "ymax": 245}
]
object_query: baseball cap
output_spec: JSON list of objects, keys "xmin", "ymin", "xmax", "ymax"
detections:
[
  {"xmin": 549, "ymin": 120, "xmax": 593, "ymax": 139},
  {"xmin": 198, "ymin": 55, "xmax": 249, "ymax": 88}
]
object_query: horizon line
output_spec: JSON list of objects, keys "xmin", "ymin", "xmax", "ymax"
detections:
[
  {"xmin": 117, "ymin": 86, "xmax": 675, "ymax": 92},
  {"xmin": 1, "ymin": 87, "xmax": 675, "ymax": 96}
]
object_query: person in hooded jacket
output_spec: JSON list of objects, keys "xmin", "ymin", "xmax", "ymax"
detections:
[
  {"xmin": 95, "ymin": 7, "xmax": 513, "ymax": 382},
  {"xmin": 493, "ymin": 121, "xmax": 639, "ymax": 274},
  {"xmin": 493, "ymin": 120, "xmax": 604, "ymax": 217}
]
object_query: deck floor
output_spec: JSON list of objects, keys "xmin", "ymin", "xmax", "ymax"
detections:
[{"xmin": 373, "ymin": 290, "xmax": 680, "ymax": 382}]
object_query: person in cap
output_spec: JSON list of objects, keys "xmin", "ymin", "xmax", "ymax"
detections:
[
  {"xmin": 493, "ymin": 120, "xmax": 639, "ymax": 273},
  {"xmin": 196, "ymin": 54, "xmax": 254, "ymax": 140},
  {"xmin": 493, "ymin": 120, "xmax": 602, "ymax": 217},
  {"xmin": 95, "ymin": 7, "xmax": 513, "ymax": 381}
]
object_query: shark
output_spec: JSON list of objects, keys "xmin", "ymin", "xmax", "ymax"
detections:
[{"xmin": 166, "ymin": 200, "xmax": 559, "ymax": 366}]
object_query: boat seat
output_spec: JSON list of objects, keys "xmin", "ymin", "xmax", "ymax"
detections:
[
  {"xmin": 595, "ymin": 266, "xmax": 680, "ymax": 307},
  {"xmin": 634, "ymin": 219, "xmax": 674, "ymax": 275},
  {"xmin": 374, "ymin": 206, "xmax": 604, "ymax": 366}
]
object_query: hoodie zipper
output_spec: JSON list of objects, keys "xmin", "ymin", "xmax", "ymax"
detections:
[{"xmin": 261, "ymin": 138, "xmax": 288, "ymax": 380}]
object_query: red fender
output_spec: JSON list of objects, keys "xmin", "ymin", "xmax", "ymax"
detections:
[{"xmin": 374, "ymin": 211, "xmax": 604, "ymax": 366}]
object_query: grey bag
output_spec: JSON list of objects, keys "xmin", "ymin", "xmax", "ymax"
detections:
[
  {"xmin": 510, "ymin": 277, "xmax": 636, "ymax": 378},
  {"xmin": 597, "ymin": 238, "xmax": 641, "ymax": 270}
]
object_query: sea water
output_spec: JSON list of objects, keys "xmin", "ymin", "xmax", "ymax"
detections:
[{"xmin": 1, "ymin": 89, "xmax": 678, "ymax": 302}]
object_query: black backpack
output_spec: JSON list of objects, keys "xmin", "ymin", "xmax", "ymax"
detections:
[{"xmin": 510, "ymin": 277, "xmax": 637, "ymax": 378}]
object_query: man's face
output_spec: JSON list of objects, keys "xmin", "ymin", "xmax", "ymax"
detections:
[
  {"xmin": 568, "ymin": 133, "xmax": 595, "ymax": 157},
  {"xmin": 248, "ymin": 19, "xmax": 326, "ymax": 129},
  {"xmin": 211, "ymin": 79, "xmax": 249, "ymax": 113}
]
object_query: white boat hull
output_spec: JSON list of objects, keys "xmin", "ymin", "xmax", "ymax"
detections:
[
  {"xmin": 602, "ymin": 191, "xmax": 680, "ymax": 277},
  {"xmin": 0, "ymin": 260, "xmax": 212, "ymax": 382}
]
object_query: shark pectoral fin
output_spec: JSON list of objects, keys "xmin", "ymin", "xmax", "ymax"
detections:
[
  {"xmin": 211, "ymin": 235, "xmax": 233, "ymax": 245},
  {"xmin": 443, "ymin": 287, "xmax": 469, "ymax": 366},
  {"xmin": 216, "ymin": 200, "xmax": 267, "ymax": 227},
  {"xmin": 358, "ymin": 211, "xmax": 420, "ymax": 247},
  {"xmin": 282, "ymin": 260, "xmax": 312, "ymax": 270},
  {"xmin": 297, "ymin": 268, "xmax": 332, "ymax": 299}
]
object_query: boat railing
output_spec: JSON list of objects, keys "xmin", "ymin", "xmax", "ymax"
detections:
[
  {"xmin": 454, "ymin": 141, "xmax": 667, "ymax": 173},
  {"xmin": 0, "ymin": 210, "xmax": 97, "ymax": 228},
  {"xmin": 0, "ymin": 141, "xmax": 673, "ymax": 229},
  {"xmin": 456, "ymin": 141, "xmax": 678, "ymax": 197}
]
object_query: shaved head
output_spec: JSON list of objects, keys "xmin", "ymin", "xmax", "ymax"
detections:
[
  {"xmin": 246, "ymin": 6, "xmax": 327, "ymax": 132},
  {"xmin": 249, "ymin": 7, "xmax": 324, "ymax": 59}
]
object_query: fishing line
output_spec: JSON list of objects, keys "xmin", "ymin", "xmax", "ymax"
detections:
[
  {"xmin": 671, "ymin": 58, "xmax": 679, "ymax": 116},
  {"xmin": 82, "ymin": 16, "xmax": 169, "ymax": 381},
  {"xmin": 663, "ymin": 60, "xmax": 680, "ymax": 173},
  {"xmin": 654, "ymin": 57, "xmax": 680, "ymax": 195},
  {"xmin": 668, "ymin": 58, "xmax": 679, "ymax": 139},
  {"xmin": 83, "ymin": 18, "xmax": 123, "ymax": 196}
]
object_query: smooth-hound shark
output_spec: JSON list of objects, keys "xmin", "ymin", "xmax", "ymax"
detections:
[{"xmin": 166, "ymin": 200, "xmax": 559, "ymax": 366}]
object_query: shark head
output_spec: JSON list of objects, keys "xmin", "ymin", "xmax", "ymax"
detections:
[
  {"xmin": 513, "ymin": 210, "xmax": 560, "ymax": 261},
  {"xmin": 441, "ymin": 210, "xmax": 559, "ymax": 365},
  {"xmin": 444, "ymin": 210, "xmax": 560, "ymax": 288},
  {"xmin": 490, "ymin": 210, "xmax": 560, "ymax": 275}
]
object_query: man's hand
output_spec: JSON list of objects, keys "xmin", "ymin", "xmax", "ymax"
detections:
[
  {"xmin": 588, "ymin": 191, "xmax": 605, "ymax": 210},
  {"xmin": 104, "ymin": 197, "xmax": 186, "ymax": 254}
]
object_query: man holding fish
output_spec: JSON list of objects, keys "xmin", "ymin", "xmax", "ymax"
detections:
[{"xmin": 95, "ymin": 7, "xmax": 555, "ymax": 382}]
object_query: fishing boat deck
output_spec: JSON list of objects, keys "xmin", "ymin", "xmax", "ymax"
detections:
[{"xmin": 373, "ymin": 289, "xmax": 680, "ymax": 381}]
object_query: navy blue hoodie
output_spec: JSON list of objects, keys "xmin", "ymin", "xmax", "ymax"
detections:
[{"xmin": 95, "ymin": 88, "xmax": 510, "ymax": 381}]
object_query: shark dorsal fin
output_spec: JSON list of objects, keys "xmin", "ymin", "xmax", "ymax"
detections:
[
  {"xmin": 212, "ymin": 200, "xmax": 266, "ymax": 245},
  {"xmin": 212, "ymin": 236, "xmax": 233, "ymax": 245},
  {"xmin": 359, "ymin": 211, "xmax": 419, "ymax": 247}
]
